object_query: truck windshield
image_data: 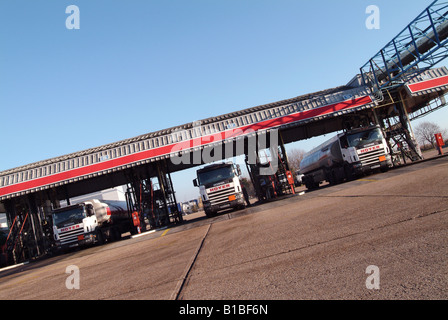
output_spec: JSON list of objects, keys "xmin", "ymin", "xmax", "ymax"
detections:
[
  {"xmin": 198, "ymin": 166, "xmax": 234, "ymax": 186},
  {"xmin": 346, "ymin": 128, "xmax": 383, "ymax": 148},
  {"xmin": 53, "ymin": 206, "xmax": 85, "ymax": 228}
]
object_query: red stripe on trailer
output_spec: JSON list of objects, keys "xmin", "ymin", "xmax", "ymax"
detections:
[
  {"xmin": 406, "ymin": 75, "xmax": 448, "ymax": 93},
  {"xmin": 0, "ymin": 95, "xmax": 372, "ymax": 198}
]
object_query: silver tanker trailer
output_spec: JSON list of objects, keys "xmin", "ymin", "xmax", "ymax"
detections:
[
  {"xmin": 52, "ymin": 199, "xmax": 136, "ymax": 251},
  {"xmin": 300, "ymin": 125, "xmax": 392, "ymax": 190}
]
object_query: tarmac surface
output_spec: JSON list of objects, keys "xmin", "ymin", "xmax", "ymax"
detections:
[{"xmin": 0, "ymin": 154, "xmax": 447, "ymax": 300}]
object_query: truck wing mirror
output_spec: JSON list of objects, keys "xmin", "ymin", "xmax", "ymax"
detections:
[
  {"xmin": 193, "ymin": 179, "xmax": 198, "ymax": 187},
  {"xmin": 236, "ymin": 164, "xmax": 242, "ymax": 176},
  {"xmin": 86, "ymin": 204, "xmax": 94, "ymax": 217}
]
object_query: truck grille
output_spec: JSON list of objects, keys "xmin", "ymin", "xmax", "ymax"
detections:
[
  {"xmin": 208, "ymin": 187, "xmax": 235, "ymax": 206},
  {"xmin": 358, "ymin": 148, "xmax": 385, "ymax": 167},
  {"xmin": 58, "ymin": 227, "xmax": 84, "ymax": 246}
]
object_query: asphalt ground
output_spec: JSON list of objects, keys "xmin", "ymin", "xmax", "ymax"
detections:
[{"xmin": 0, "ymin": 155, "xmax": 447, "ymax": 303}]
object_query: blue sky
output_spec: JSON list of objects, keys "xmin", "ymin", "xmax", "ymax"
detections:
[{"xmin": 1, "ymin": 0, "xmax": 447, "ymax": 202}]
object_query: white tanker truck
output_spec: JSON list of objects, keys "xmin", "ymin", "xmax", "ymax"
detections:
[
  {"xmin": 52, "ymin": 199, "xmax": 136, "ymax": 251},
  {"xmin": 193, "ymin": 162, "xmax": 246, "ymax": 217},
  {"xmin": 300, "ymin": 125, "xmax": 392, "ymax": 190}
]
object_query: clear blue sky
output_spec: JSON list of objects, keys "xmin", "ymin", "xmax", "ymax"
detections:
[{"xmin": 1, "ymin": 0, "xmax": 447, "ymax": 202}]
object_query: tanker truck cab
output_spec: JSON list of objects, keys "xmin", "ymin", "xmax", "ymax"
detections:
[
  {"xmin": 300, "ymin": 125, "xmax": 392, "ymax": 190},
  {"xmin": 340, "ymin": 125, "xmax": 392, "ymax": 175},
  {"xmin": 52, "ymin": 199, "xmax": 130, "ymax": 251},
  {"xmin": 52, "ymin": 201, "xmax": 99, "ymax": 250},
  {"xmin": 193, "ymin": 162, "xmax": 246, "ymax": 217}
]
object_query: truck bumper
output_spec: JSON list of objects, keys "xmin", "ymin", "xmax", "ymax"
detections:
[
  {"xmin": 361, "ymin": 158, "xmax": 390, "ymax": 172},
  {"xmin": 204, "ymin": 196, "xmax": 245, "ymax": 213},
  {"xmin": 55, "ymin": 241, "xmax": 79, "ymax": 252},
  {"xmin": 78, "ymin": 232, "xmax": 96, "ymax": 246},
  {"xmin": 350, "ymin": 162, "xmax": 364, "ymax": 176},
  {"xmin": 54, "ymin": 232, "xmax": 96, "ymax": 252}
]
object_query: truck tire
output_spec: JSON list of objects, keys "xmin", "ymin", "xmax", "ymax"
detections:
[
  {"xmin": 305, "ymin": 181, "xmax": 317, "ymax": 190},
  {"xmin": 326, "ymin": 169, "xmax": 336, "ymax": 186},
  {"xmin": 111, "ymin": 227, "xmax": 121, "ymax": 242},
  {"xmin": 344, "ymin": 164, "xmax": 354, "ymax": 182},
  {"xmin": 204, "ymin": 209, "xmax": 215, "ymax": 218},
  {"xmin": 96, "ymin": 229, "xmax": 104, "ymax": 245},
  {"xmin": 328, "ymin": 167, "xmax": 344, "ymax": 185}
]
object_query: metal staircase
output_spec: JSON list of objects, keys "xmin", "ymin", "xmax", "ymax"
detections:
[{"xmin": 383, "ymin": 112, "xmax": 422, "ymax": 165}]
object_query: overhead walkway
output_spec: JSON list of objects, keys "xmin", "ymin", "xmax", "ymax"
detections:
[
  {"xmin": 0, "ymin": 84, "xmax": 376, "ymax": 201},
  {"xmin": 361, "ymin": 0, "xmax": 448, "ymax": 90}
]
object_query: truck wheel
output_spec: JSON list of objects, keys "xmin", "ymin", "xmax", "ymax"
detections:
[
  {"xmin": 305, "ymin": 181, "xmax": 319, "ymax": 190},
  {"xmin": 96, "ymin": 229, "xmax": 104, "ymax": 245},
  {"xmin": 344, "ymin": 164, "xmax": 354, "ymax": 182},
  {"xmin": 327, "ymin": 170, "xmax": 336, "ymax": 185},
  {"xmin": 204, "ymin": 209, "xmax": 214, "ymax": 218},
  {"xmin": 111, "ymin": 227, "xmax": 121, "ymax": 242},
  {"xmin": 329, "ymin": 168, "xmax": 344, "ymax": 185}
]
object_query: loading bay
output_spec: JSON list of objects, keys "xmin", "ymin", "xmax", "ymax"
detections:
[{"xmin": 0, "ymin": 155, "xmax": 446, "ymax": 300}]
